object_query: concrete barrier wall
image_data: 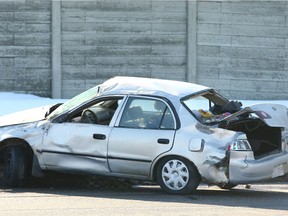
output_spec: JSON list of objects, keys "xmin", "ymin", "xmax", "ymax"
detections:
[
  {"xmin": 0, "ymin": 0, "xmax": 51, "ymax": 97},
  {"xmin": 60, "ymin": 0, "xmax": 187, "ymax": 98},
  {"xmin": 197, "ymin": 1, "xmax": 288, "ymax": 100},
  {"xmin": 0, "ymin": 0, "xmax": 287, "ymax": 100}
]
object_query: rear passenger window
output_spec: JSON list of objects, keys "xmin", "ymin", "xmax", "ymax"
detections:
[{"xmin": 119, "ymin": 98, "xmax": 175, "ymax": 129}]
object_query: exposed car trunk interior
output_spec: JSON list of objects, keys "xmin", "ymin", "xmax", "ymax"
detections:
[{"xmin": 219, "ymin": 118, "xmax": 282, "ymax": 159}]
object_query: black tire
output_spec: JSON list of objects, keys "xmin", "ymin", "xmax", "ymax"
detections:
[
  {"xmin": 2, "ymin": 147, "xmax": 28, "ymax": 187},
  {"xmin": 157, "ymin": 157, "xmax": 200, "ymax": 195},
  {"xmin": 218, "ymin": 183, "xmax": 238, "ymax": 190}
]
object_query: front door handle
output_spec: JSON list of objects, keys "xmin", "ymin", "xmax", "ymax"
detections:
[
  {"xmin": 158, "ymin": 138, "xmax": 170, "ymax": 144},
  {"xmin": 93, "ymin": 134, "xmax": 106, "ymax": 140}
]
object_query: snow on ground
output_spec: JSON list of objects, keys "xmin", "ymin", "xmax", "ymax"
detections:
[
  {"xmin": 241, "ymin": 100, "xmax": 288, "ymax": 107},
  {"xmin": 0, "ymin": 92, "xmax": 66, "ymax": 116},
  {"xmin": 0, "ymin": 92, "xmax": 287, "ymax": 117}
]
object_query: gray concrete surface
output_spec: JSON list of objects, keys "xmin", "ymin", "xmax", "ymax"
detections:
[{"xmin": 0, "ymin": 182, "xmax": 287, "ymax": 216}]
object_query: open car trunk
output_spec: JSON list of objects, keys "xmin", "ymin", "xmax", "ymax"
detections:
[
  {"xmin": 219, "ymin": 118, "xmax": 282, "ymax": 159},
  {"xmin": 218, "ymin": 104, "xmax": 288, "ymax": 159}
]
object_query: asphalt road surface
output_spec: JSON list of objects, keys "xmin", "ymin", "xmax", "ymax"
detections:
[{"xmin": 0, "ymin": 177, "xmax": 287, "ymax": 216}]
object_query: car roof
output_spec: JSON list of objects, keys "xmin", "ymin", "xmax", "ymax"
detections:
[{"xmin": 98, "ymin": 76, "xmax": 211, "ymax": 99}]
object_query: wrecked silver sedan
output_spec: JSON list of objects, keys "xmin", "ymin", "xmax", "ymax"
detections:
[{"xmin": 0, "ymin": 77, "xmax": 288, "ymax": 194}]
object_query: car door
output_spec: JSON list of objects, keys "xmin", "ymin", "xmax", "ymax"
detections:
[
  {"xmin": 40, "ymin": 97, "xmax": 124, "ymax": 174},
  {"xmin": 108, "ymin": 96, "xmax": 177, "ymax": 177}
]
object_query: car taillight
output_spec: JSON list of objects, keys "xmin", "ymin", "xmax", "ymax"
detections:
[{"xmin": 229, "ymin": 139, "xmax": 252, "ymax": 151}]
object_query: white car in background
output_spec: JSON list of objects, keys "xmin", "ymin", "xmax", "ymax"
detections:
[{"xmin": 0, "ymin": 77, "xmax": 287, "ymax": 194}]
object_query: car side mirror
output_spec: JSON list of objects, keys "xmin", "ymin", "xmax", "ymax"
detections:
[{"xmin": 45, "ymin": 103, "xmax": 63, "ymax": 118}]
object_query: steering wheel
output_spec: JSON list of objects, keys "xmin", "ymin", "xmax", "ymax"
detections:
[{"xmin": 81, "ymin": 109, "xmax": 97, "ymax": 124}]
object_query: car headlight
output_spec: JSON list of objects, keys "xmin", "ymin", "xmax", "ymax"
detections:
[{"xmin": 229, "ymin": 139, "xmax": 252, "ymax": 151}]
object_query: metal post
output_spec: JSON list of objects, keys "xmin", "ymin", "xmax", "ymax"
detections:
[
  {"xmin": 186, "ymin": 0, "xmax": 197, "ymax": 83},
  {"xmin": 51, "ymin": 0, "xmax": 62, "ymax": 98}
]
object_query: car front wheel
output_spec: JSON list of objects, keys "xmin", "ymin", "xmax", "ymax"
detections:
[
  {"xmin": 157, "ymin": 157, "xmax": 200, "ymax": 194},
  {"xmin": 2, "ymin": 147, "xmax": 28, "ymax": 187}
]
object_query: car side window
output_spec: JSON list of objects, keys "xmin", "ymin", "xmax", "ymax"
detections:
[
  {"xmin": 69, "ymin": 98, "xmax": 122, "ymax": 125},
  {"xmin": 119, "ymin": 98, "xmax": 175, "ymax": 129}
]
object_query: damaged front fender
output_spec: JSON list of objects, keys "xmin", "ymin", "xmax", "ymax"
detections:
[{"xmin": 0, "ymin": 120, "xmax": 47, "ymax": 149}]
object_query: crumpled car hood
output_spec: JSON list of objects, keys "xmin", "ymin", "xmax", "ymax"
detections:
[
  {"xmin": 0, "ymin": 105, "xmax": 50, "ymax": 127},
  {"xmin": 223, "ymin": 103, "xmax": 288, "ymax": 128}
]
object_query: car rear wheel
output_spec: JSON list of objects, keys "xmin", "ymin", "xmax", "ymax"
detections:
[
  {"xmin": 2, "ymin": 147, "xmax": 28, "ymax": 187},
  {"xmin": 157, "ymin": 157, "xmax": 200, "ymax": 194}
]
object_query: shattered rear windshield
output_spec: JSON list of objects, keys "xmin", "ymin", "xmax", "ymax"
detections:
[{"xmin": 182, "ymin": 91, "xmax": 236, "ymax": 124}]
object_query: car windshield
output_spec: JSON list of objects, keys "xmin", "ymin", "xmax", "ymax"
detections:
[{"xmin": 47, "ymin": 85, "xmax": 100, "ymax": 119}]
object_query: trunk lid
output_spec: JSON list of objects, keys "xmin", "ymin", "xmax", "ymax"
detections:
[{"xmin": 222, "ymin": 104, "xmax": 288, "ymax": 128}]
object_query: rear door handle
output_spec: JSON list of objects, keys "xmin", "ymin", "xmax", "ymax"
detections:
[
  {"xmin": 93, "ymin": 134, "xmax": 106, "ymax": 140},
  {"xmin": 157, "ymin": 138, "xmax": 170, "ymax": 144}
]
